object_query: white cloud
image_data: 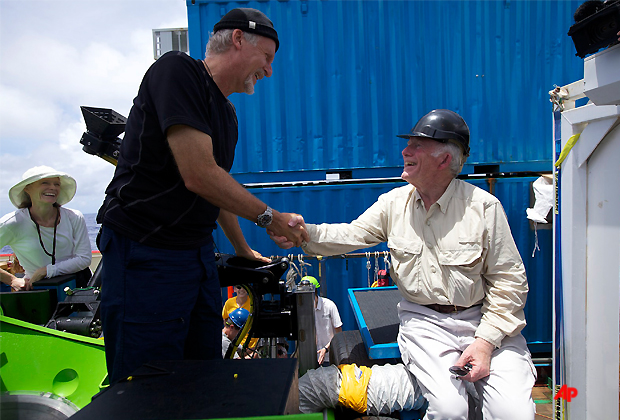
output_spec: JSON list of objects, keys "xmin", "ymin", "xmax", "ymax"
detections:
[
  {"xmin": 0, "ymin": 84, "xmax": 61, "ymax": 147},
  {"xmin": 0, "ymin": 0, "xmax": 188, "ymax": 215}
]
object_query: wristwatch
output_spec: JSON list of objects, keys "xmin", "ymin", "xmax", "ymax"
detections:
[{"xmin": 256, "ymin": 206, "xmax": 273, "ymax": 228}]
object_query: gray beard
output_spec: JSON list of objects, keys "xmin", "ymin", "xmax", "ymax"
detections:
[{"xmin": 244, "ymin": 75, "xmax": 255, "ymax": 95}]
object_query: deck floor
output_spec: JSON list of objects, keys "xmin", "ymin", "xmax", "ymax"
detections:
[{"xmin": 534, "ymin": 385, "xmax": 553, "ymax": 420}]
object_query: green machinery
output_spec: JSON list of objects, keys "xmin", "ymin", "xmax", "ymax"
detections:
[{"xmin": 0, "ymin": 313, "xmax": 107, "ymax": 417}]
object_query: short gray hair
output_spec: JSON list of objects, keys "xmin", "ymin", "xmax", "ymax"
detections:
[
  {"xmin": 431, "ymin": 141, "xmax": 466, "ymax": 176},
  {"xmin": 205, "ymin": 29, "xmax": 259, "ymax": 57}
]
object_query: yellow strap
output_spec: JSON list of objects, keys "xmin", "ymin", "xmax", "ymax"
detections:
[
  {"xmin": 338, "ymin": 364, "xmax": 372, "ymax": 413},
  {"xmin": 554, "ymin": 133, "xmax": 580, "ymax": 168}
]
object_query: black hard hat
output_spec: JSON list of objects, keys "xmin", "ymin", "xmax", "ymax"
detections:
[{"xmin": 397, "ymin": 109, "xmax": 470, "ymax": 156}]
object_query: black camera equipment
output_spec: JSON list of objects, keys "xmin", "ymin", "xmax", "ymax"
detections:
[
  {"xmin": 216, "ymin": 254, "xmax": 296, "ymax": 340},
  {"xmin": 568, "ymin": 0, "xmax": 620, "ymax": 58},
  {"xmin": 44, "ymin": 265, "xmax": 104, "ymax": 338},
  {"xmin": 79, "ymin": 106, "xmax": 126, "ymax": 166},
  {"xmin": 216, "ymin": 253, "xmax": 318, "ymax": 373},
  {"xmin": 44, "ymin": 288, "xmax": 102, "ymax": 337}
]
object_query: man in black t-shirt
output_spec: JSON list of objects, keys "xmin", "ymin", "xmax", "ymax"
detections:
[{"xmin": 97, "ymin": 8, "xmax": 308, "ymax": 384}]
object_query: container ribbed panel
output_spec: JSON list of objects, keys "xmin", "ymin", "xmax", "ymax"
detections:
[{"xmin": 188, "ymin": 0, "xmax": 583, "ymax": 182}]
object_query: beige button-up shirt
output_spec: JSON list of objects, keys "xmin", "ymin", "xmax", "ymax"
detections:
[{"xmin": 303, "ymin": 178, "xmax": 528, "ymax": 348}]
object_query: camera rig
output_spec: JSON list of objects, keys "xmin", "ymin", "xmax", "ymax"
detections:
[
  {"xmin": 79, "ymin": 106, "xmax": 125, "ymax": 166},
  {"xmin": 215, "ymin": 253, "xmax": 317, "ymax": 373}
]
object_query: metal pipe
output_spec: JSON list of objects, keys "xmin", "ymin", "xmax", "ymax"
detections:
[
  {"xmin": 274, "ymin": 252, "xmax": 382, "ymax": 261},
  {"xmin": 243, "ymin": 171, "xmax": 552, "ymax": 190},
  {"xmin": 317, "ymin": 256, "xmax": 326, "ymax": 297},
  {"xmin": 487, "ymin": 177, "xmax": 496, "ymax": 196}
]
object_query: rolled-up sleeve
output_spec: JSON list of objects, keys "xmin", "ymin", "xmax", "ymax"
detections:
[
  {"xmin": 303, "ymin": 196, "xmax": 388, "ymax": 256},
  {"xmin": 476, "ymin": 202, "xmax": 528, "ymax": 348}
]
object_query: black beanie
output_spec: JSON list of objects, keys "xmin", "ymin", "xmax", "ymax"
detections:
[{"xmin": 213, "ymin": 8, "xmax": 279, "ymax": 52}]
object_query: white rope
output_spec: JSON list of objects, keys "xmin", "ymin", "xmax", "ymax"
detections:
[
  {"xmin": 366, "ymin": 252, "xmax": 372, "ymax": 287},
  {"xmin": 374, "ymin": 251, "xmax": 380, "ymax": 284},
  {"xmin": 531, "ymin": 222, "xmax": 541, "ymax": 258}
]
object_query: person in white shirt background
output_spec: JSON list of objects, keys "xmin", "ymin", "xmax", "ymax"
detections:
[
  {"xmin": 303, "ymin": 276, "xmax": 342, "ymax": 366},
  {"xmin": 0, "ymin": 166, "xmax": 91, "ymax": 291}
]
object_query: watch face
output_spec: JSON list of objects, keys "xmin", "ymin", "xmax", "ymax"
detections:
[{"xmin": 257, "ymin": 213, "xmax": 273, "ymax": 228}]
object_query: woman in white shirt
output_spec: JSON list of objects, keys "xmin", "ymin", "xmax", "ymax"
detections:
[{"xmin": 0, "ymin": 166, "xmax": 91, "ymax": 291}]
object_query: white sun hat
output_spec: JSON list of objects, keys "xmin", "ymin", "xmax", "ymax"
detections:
[{"xmin": 8, "ymin": 166, "xmax": 77, "ymax": 208}]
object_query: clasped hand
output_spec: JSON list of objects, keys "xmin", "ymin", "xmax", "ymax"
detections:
[
  {"xmin": 10, "ymin": 276, "xmax": 30, "ymax": 291},
  {"xmin": 268, "ymin": 214, "xmax": 306, "ymax": 249},
  {"xmin": 11, "ymin": 266, "xmax": 47, "ymax": 291}
]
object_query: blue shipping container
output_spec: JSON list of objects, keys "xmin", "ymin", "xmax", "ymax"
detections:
[
  {"xmin": 212, "ymin": 177, "xmax": 552, "ymax": 354},
  {"xmin": 187, "ymin": 0, "xmax": 583, "ymax": 182}
]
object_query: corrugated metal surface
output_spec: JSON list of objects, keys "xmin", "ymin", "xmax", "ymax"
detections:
[
  {"xmin": 483, "ymin": 177, "xmax": 553, "ymax": 354},
  {"xmin": 187, "ymin": 0, "xmax": 583, "ymax": 182},
  {"xmin": 212, "ymin": 177, "xmax": 552, "ymax": 352}
]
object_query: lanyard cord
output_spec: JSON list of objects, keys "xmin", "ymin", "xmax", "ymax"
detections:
[{"xmin": 30, "ymin": 207, "xmax": 59, "ymax": 265}]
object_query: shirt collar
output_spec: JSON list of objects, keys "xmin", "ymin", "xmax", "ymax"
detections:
[
  {"xmin": 315, "ymin": 296, "xmax": 323, "ymax": 311},
  {"xmin": 434, "ymin": 178, "xmax": 458, "ymax": 213},
  {"xmin": 405, "ymin": 184, "xmax": 417, "ymax": 208},
  {"xmin": 411, "ymin": 178, "xmax": 457, "ymax": 213}
]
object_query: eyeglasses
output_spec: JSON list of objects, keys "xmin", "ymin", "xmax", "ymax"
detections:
[
  {"xmin": 225, "ymin": 320, "xmax": 237, "ymax": 328},
  {"xmin": 234, "ymin": 285, "xmax": 243, "ymax": 290}
]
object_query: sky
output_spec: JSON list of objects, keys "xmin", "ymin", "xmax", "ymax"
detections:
[{"xmin": 0, "ymin": 0, "xmax": 189, "ymax": 216}]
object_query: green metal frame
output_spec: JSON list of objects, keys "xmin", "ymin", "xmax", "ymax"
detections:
[{"xmin": 0, "ymin": 315, "xmax": 107, "ymax": 409}]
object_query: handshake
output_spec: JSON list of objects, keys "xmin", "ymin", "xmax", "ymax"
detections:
[{"xmin": 267, "ymin": 213, "xmax": 307, "ymax": 249}]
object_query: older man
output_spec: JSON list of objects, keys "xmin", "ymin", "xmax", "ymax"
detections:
[
  {"xmin": 98, "ymin": 8, "xmax": 307, "ymax": 384},
  {"xmin": 273, "ymin": 110, "xmax": 536, "ymax": 419}
]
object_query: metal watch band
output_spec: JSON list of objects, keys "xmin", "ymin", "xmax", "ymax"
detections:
[{"xmin": 256, "ymin": 205, "xmax": 273, "ymax": 228}]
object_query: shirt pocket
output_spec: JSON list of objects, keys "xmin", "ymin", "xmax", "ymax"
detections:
[
  {"xmin": 437, "ymin": 236, "xmax": 485, "ymax": 302},
  {"xmin": 388, "ymin": 236, "xmax": 424, "ymax": 292},
  {"xmin": 437, "ymin": 207, "xmax": 485, "ymax": 272},
  {"xmin": 438, "ymin": 237, "xmax": 483, "ymax": 267}
]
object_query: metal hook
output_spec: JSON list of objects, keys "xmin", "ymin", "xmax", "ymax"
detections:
[{"xmin": 383, "ymin": 250, "xmax": 391, "ymax": 271}]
